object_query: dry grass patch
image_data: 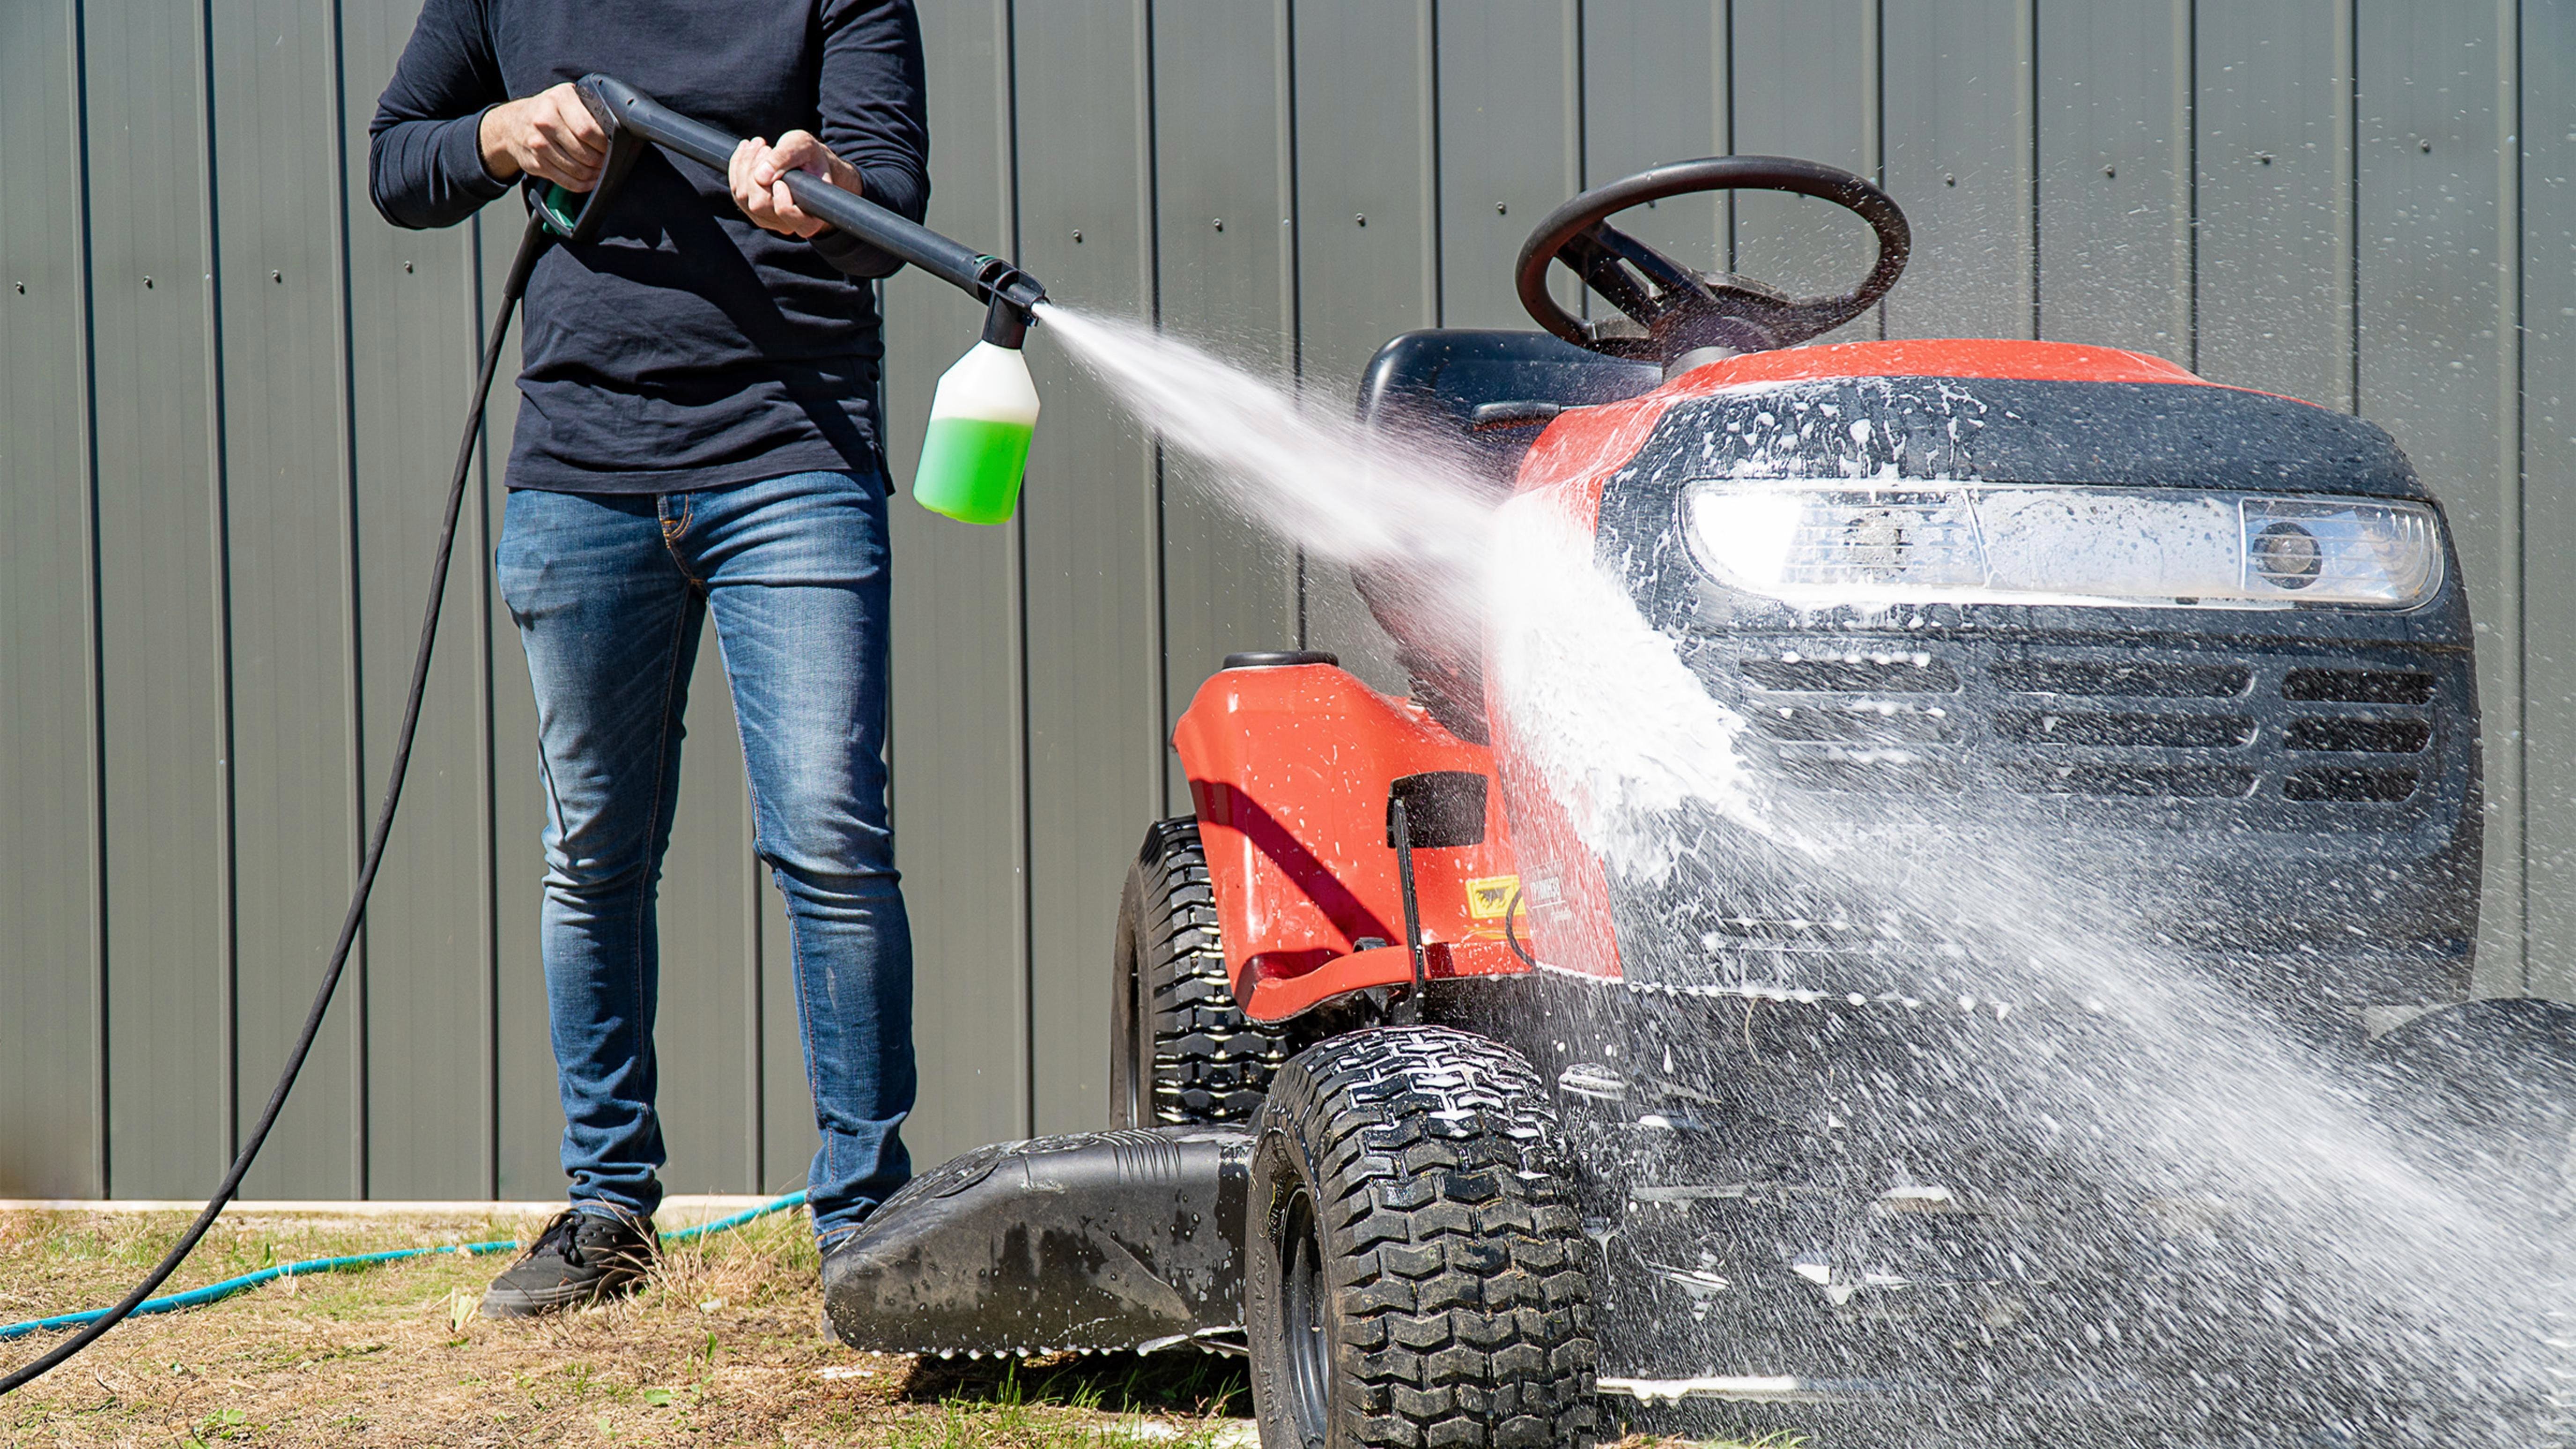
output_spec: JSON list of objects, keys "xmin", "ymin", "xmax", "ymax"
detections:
[
  {"xmin": 0, "ymin": 1207, "xmax": 1771, "ymax": 1447},
  {"xmin": 0, "ymin": 1207, "xmax": 1249, "ymax": 1448}
]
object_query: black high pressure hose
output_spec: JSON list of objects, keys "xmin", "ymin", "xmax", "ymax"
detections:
[
  {"xmin": 2, "ymin": 74, "xmax": 1047, "ymax": 1394},
  {"xmin": 0, "ymin": 208, "xmax": 555, "ymax": 1398}
]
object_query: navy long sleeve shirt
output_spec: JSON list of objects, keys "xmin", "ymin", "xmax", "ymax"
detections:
[{"xmin": 369, "ymin": 0, "xmax": 928, "ymax": 494}]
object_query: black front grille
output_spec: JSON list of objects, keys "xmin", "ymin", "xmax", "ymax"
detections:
[{"xmin": 1696, "ymin": 637, "xmax": 2456, "ymax": 819}]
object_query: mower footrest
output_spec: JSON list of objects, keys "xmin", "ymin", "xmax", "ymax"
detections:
[{"xmin": 822, "ymin": 1126, "xmax": 1251, "ymax": 1357}]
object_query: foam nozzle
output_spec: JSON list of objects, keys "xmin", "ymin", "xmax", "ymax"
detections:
[
  {"xmin": 981, "ymin": 292, "xmax": 1029, "ymax": 350},
  {"xmin": 971, "ymin": 258, "xmax": 1045, "ymax": 348}
]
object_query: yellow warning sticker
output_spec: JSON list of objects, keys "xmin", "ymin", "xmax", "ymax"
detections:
[{"xmin": 1465, "ymin": 875, "xmax": 1521, "ymax": 920}]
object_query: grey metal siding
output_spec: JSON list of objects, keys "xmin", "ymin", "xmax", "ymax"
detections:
[
  {"xmin": 0, "ymin": 0, "xmax": 103, "ymax": 1200},
  {"xmin": 1152, "ymin": 0, "xmax": 1301, "ymax": 813},
  {"xmin": 212, "ymin": 0, "xmax": 364, "ymax": 1201},
  {"xmin": 2526, "ymin": 0, "xmax": 2575, "ymax": 1000},
  {"xmin": 89, "ymin": 0, "xmax": 232, "ymax": 1200},
  {"xmin": 1, "ymin": 0, "xmax": 2563, "ymax": 1200},
  {"xmin": 1010, "ymin": 0, "xmax": 1161, "ymax": 1138},
  {"xmin": 2356, "ymin": 0, "xmax": 2521, "ymax": 991},
  {"xmin": 877, "ymin": 0, "xmax": 1024, "ymax": 1177}
]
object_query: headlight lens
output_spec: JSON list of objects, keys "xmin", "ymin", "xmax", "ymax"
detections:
[{"xmin": 1681, "ymin": 481, "xmax": 2442, "ymax": 610}]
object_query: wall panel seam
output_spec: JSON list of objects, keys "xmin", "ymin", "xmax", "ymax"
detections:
[
  {"xmin": 1425, "ymin": 0, "xmax": 1442, "ymax": 324},
  {"xmin": 72, "ymin": 0, "xmax": 111, "ymax": 1198},
  {"xmin": 1003, "ymin": 0, "xmax": 1037, "ymax": 1141},
  {"xmin": 2176, "ymin": 0, "xmax": 2197, "ymax": 372},
  {"xmin": 1141, "ymin": 0, "xmax": 1169, "ymax": 822},
  {"xmin": 2338, "ymin": 0, "xmax": 2359, "ymax": 414},
  {"xmin": 2502, "ymin": 0, "xmax": 2527, "ymax": 982},
  {"xmin": 1282, "ymin": 0, "xmax": 1305, "ymax": 649},
  {"xmin": 196, "ymin": 0, "xmax": 242, "ymax": 1173},
  {"xmin": 326, "ymin": 0, "xmax": 370, "ymax": 1200},
  {"xmin": 2022, "ymin": 0, "xmax": 2038, "ymax": 339}
]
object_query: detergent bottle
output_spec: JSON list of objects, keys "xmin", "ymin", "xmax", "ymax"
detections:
[{"xmin": 912, "ymin": 297, "xmax": 1041, "ymax": 525}]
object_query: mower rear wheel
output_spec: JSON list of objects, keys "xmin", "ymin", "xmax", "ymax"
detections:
[
  {"xmin": 1247, "ymin": 1026, "xmax": 1599, "ymax": 1449},
  {"xmin": 1110, "ymin": 817, "xmax": 1287, "ymax": 1127}
]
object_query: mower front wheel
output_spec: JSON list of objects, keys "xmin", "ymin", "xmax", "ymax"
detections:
[
  {"xmin": 1111, "ymin": 817, "xmax": 1287, "ymax": 1127},
  {"xmin": 1246, "ymin": 1026, "xmax": 1599, "ymax": 1449}
]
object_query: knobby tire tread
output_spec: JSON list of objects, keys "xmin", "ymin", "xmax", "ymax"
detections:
[
  {"xmin": 1134, "ymin": 817, "xmax": 1286, "ymax": 1125},
  {"xmin": 1253, "ymin": 1026, "xmax": 1599, "ymax": 1449}
]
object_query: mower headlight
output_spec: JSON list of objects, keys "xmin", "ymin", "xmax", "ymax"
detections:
[{"xmin": 1681, "ymin": 482, "xmax": 2441, "ymax": 610}]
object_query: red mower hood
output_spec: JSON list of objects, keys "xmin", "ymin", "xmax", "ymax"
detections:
[{"xmin": 1515, "ymin": 338, "xmax": 2290, "ymax": 530}]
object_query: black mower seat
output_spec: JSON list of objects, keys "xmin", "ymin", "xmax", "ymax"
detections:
[
  {"xmin": 1356, "ymin": 328, "xmax": 1660, "ymax": 490},
  {"xmin": 1349, "ymin": 331, "xmax": 1658, "ymax": 742}
]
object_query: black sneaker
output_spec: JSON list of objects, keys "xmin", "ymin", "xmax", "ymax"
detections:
[{"xmin": 480, "ymin": 1207, "xmax": 659, "ymax": 1319}]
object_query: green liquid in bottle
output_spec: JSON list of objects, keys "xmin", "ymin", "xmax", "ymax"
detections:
[{"xmin": 913, "ymin": 415, "xmax": 1034, "ymax": 525}]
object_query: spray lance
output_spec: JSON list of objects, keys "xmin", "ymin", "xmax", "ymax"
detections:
[
  {"xmin": 0, "ymin": 77, "xmax": 1044, "ymax": 1398},
  {"xmin": 565, "ymin": 74, "xmax": 1048, "ymax": 524}
]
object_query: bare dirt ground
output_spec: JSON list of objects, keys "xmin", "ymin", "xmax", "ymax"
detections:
[{"xmin": 0, "ymin": 1208, "xmax": 1748, "ymax": 1448}]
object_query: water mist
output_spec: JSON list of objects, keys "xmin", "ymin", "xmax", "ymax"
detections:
[{"xmin": 1038, "ymin": 304, "xmax": 2571, "ymax": 1447}]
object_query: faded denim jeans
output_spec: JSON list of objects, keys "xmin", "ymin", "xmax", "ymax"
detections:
[{"xmin": 496, "ymin": 469, "xmax": 912, "ymax": 1243}]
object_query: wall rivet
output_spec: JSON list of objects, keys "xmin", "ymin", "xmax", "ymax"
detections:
[
  {"xmin": 2258, "ymin": 153, "xmax": 2274, "ymax": 165},
  {"xmin": 1212, "ymin": 217, "xmax": 1223, "ymax": 231},
  {"xmin": 1495, "ymin": 202, "xmax": 1508, "ymax": 215},
  {"xmin": 2419, "ymin": 139, "xmax": 2432, "ymax": 153},
  {"xmin": 12, "ymin": 282, "xmax": 22, "ymax": 295},
  {"xmin": 2102, "ymin": 164, "xmax": 2117, "ymax": 178},
  {"xmin": 1354, "ymin": 213, "xmax": 1366, "ymax": 226},
  {"xmin": 272, "ymin": 270, "xmax": 283, "ymax": 283},
  {"xmin": 1072, "ymin": 229, "xmax": 1084, "ymax": 243},
  {"xmin": 403, "ymin": 260, "xmax": 415, "ymax": 273},
  {"xmin": 1944, "ymin": 174, "xmax": 1956, "ymax": 186},
  {"xmin": 144, "ymin": 276, "xmax": 154, "ymax": 288}
]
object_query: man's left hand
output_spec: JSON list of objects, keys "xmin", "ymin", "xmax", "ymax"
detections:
[{"xmin": 729, "ymin": 132, "xmax": 861, "ymax": 238}]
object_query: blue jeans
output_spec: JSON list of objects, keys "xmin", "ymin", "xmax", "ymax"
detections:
[{"xmin": 495, "ymin": 469, "xmax": 913, "ymax": 1243}]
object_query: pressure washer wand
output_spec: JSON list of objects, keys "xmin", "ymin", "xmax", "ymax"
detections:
[
  {"xmin": 572, "ymin": 74, "xmax": 1048, "ymax": 525},
  {"xmin": 575, "ymin": 74, "xmax": 1045, "ymax": 323}
]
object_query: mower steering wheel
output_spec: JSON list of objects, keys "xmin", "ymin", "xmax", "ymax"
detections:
[{"xmin": 1514, "ymin": 156, "xmax": 1910, "ymax": 365}]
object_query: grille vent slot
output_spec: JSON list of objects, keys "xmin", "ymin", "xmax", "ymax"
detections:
[
  {"xmin": 1740, "ymin": 656, "xmax": 1961, "ymax": 693},
  {"xmin": 2281, "ymin": 668, "xmax": 2434, "ymax": 705},
  {"xmin": 1996, "ymin": 710, "xmax": 2257, "ymax": 749},
  {"xmin": 2284, "ymin": 767, "xmax": 2420, "ymax": 803},
  {"xmin": 1780, "ymin": 758, "xmax": 1963, "ymax": 794},
  {"xmin": 2004, "ymin": 763, "xmax": 2258, "ymax": 799},
  {"xmin": 1991, "ymin": 661, "xmax": 2251, "ymax": 698},
  {"xmin": 2284, "ymin": 717, "xmax": 2431, "ymax": 754},
  {"xmin": 1750, "ymin": 705, "xmax": 1954, "ymax": 745}
]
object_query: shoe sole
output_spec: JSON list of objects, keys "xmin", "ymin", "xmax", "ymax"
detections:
[{"xmin": 481, "ymin": 1270, "xmax": 647, "ymax": 1320}]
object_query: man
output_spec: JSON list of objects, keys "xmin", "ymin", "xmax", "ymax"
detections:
[{"xmin": 368, "ymin": 0, "xmax": 928, "ymax": 1316}]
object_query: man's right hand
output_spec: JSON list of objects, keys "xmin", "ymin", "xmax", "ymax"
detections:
[{"xmin": 478, "ymin": 83, "xmax": 607, "ymax": 191}]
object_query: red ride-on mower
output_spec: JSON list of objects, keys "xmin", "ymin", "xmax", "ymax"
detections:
[{"xmin": 827, "ymin": 159, "xmax": 2548, "ymax": 1446}]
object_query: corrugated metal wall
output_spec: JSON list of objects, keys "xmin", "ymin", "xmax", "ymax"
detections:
[{"xmin": 1, "ymin": 0, "xmax": 2565, "ymax": 1200}]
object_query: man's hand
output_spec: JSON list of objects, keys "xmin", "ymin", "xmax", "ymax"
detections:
[
  {"xmin": 479, "ymin": 83, "xmax": 607, "ymax": 190},
  {"xmin": 729, "ymin": 132, "xmax": 862, "ymax": 239}
]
